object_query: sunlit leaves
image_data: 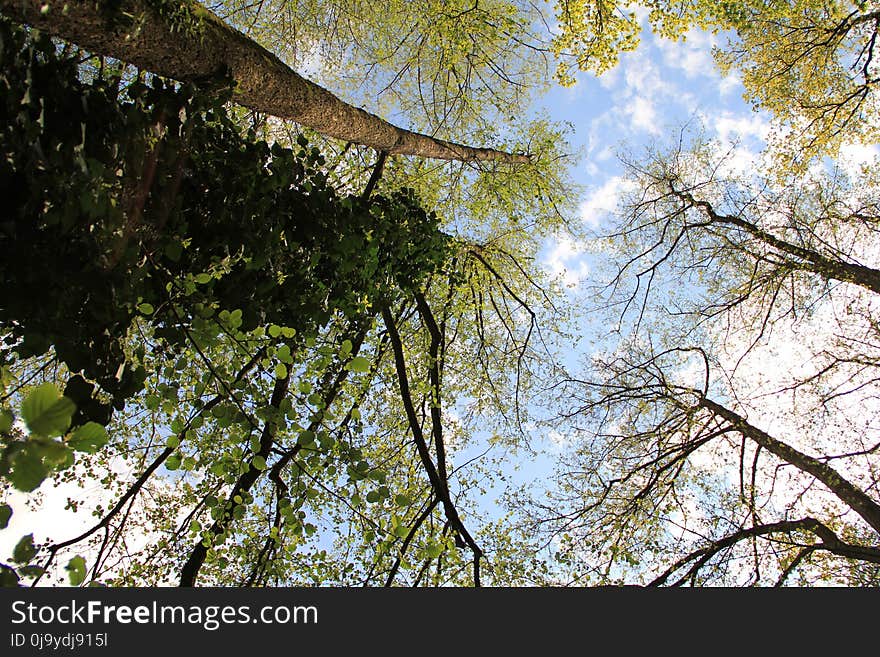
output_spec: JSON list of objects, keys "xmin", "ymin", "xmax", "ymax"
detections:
[
  {"xmin": 345, "ymin": 356, "xmax": 371, "ymax": 373},
  {"xmin": 20, "ymin": 383, "xmax": 75, "ymax": 438},
  {"xmin": 67, "ymin": 422, "xmax": 108, "ymax": 453}
]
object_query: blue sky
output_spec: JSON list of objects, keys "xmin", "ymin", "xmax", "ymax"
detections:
[{"xmin": 538, "ymin": 25, "xmax": 769, "ymax": 291}]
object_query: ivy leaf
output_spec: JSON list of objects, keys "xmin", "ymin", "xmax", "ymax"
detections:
[
  {"xmin": 0, "ymin": 504, "xmax": 11, "ymax": 529},
  {"xmin": 12, "ymin": 534, "xmax": 36, "ymax": 564},
  {"xmin": 21, "ymin": 383, "xmax": 76, "ymax": 437},
  {"xmin": 66, "ymin": 556, "xmax": 87, "ymax": 586},
  {"xmin": 67, "ymin": 422, "xmax": 108, "ymax": 453},
  {"xmin": 345, "ymin": 356, "xmax": 371, "ymax": 373}
]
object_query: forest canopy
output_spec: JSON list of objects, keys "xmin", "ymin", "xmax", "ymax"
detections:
[{"xmin": 1, "ymin": 0, "xmax": 879, "ymax": 587}]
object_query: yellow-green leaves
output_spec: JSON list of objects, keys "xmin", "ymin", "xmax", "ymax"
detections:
[
  {"xmin": 67, "ymin": 422, "xmax": 108, "ymax": 454},
  {"xmin": 21, "ymin": 383, "xmax": 75, "ymax": 438},
  {"xmin": 551, "ymin": 1, "xmax": 880, "ymax": 166}
]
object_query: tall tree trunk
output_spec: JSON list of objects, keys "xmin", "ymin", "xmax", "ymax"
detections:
[{"xmin": 0, "ymin": 0, "xmax": 529, "ymax": 164}]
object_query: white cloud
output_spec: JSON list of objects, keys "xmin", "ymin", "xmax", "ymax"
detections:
[
  {"xmin": 624, "ymin": 96, "xmax": 661, "ymax": 135},
  {"xmin": 579, "ymin": 175, "xmax": 636, "ymax": 227},
  {"xmin": 655, "ymin": 29, "xmax": 718, "ymax": 79},
  {"xmin": 838, "ymin": 142, "xmax": 880, "ymax": 179},
  {"xmin": 544, "ymin": 236, "xmax": 590, "ymax": 289},
  {"xmin": 712, "ymin": 112, "xmax": 771, "ymax": 144}
]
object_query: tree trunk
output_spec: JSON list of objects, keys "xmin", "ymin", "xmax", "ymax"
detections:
[
  {"xmin": 701, "ymin": 397, "xmax": 880, "ymax": 536},
  {"xmin": 0, "ymin": 0, "xmax": 529, "ymax": 164}
]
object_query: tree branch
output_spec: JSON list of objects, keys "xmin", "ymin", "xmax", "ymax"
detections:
[{"xmin": 1, "ymin": 0, "xmax": 530, "ymax": 164}]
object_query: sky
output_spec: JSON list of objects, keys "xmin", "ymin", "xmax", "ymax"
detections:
[{"xmin": 538, "ymin": 25, "xmax": 769, "ymax": 290}]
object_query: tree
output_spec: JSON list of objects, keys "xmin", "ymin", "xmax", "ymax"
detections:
[
  {"xmin": 520, "ymin": 138, "xmax": 880, "ymax": 585},
  {"xmin": 0, "ymin": 0, "xmax": 530, "ymax": 163},
  {"xmin": 0, "ymin": 6, "xmax": 571, "ymax": 586},
  {"xmin": 551, "ymin": 0, "xmax": 880, "ymax": 166}
]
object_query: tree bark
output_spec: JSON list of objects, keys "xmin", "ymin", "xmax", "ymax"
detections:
[{"xmin": 0, "ymin": 0, "xmax": 530, "ymax": 164}]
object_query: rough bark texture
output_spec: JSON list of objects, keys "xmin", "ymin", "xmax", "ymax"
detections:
[{"xmin": 0, "ymin": 0, "xmax": 530, "ymax": 164}]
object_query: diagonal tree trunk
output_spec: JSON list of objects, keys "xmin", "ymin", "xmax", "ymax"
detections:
[
  {"xmin": 0, "ymin": 0, "xmax": 530, "ymax": 164},
  {"xmin": 700, "ymin": 397, "xmax": 880, "ymax": 536}
]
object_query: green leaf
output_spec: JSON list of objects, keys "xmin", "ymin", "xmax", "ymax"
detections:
[
  {"xmin": 67, "ymin": 422, "xmax": 108, "ymax": 453},
  {"xmin": 12, "ymin": 534, "xmax": 36, "ymax": 564},
  {"xmin": 394, "ymin": 494, "xmax": 412, "ymax": 507},
  {"xmin": 18, "ymin": 565, "xmax": 45, "ymax": 579},
  {"xmin": 195, "ymin": 273, "xmax": 212, "ymax": 284},
  {"xmin": 366, "ymin": 490, "xmax": 380, "ymax": 504},
  {"xmin": 425, "ymin": 542, "xmax": 443, "ymax": 558},
  {"xmin": 297, "ymin": 430, "xmax": 316, "ymax": 447},
  {"xmin": 345, "ymin": 356, "xmax": 371, "ymax": 373},
  {"xmin": 165, "ymin": 454, "xmax": 181, "ymax": 471},
  {"xmin": 21, "ymin": 383, "xmax": 75, "ymax": 437},
  {"xmin": 252, "ymin": 455, "xmax": 267, "ymax": 471},
  {"xmin": 268, "ymin": 324, "xmax": 282, "ymax": 338},
  {"xmin": 277, "ymin": 344, "xmax": 292, "ymax": 363},
  {"xmin": 164, "ymin": 241, "xmax": 183, "ymax": 262},
  {"xmin": 274, "ymin": 363, "xmax": 288, "ymax": 379},
  {"xmin": 0, "ymin": 409, "xmax": 13, "ymax": 433},
  {"xmin": 66, "ymin": 556, "xmax": 86, "ymax": 586},
  {"xmin": 166, "ymin": 435, "xmax": 180, "ymax": 449},
  {"xmin": 137, "ymin": 302, "xmax": 154, "ymax": 315},
  {"xmin": 0, "ymin": 565, "xmax": 20, "ymax": 587},
  {"xmin": 8, "ymin": 447, "xmax": 49, "ymax": 492},
  {"xmin": 0, "ymin": 504, "xmax": 11, "ymax": 529}
]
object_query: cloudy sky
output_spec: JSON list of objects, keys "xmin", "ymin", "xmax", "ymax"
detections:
[{"xmin": 539, "ymin": 25, "xmax": 772, "ymax": 289}]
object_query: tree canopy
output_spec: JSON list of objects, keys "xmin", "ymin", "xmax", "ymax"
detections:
[{"xmin": 1, "ymin": 0, "xmax": 878, "ymax": 587}]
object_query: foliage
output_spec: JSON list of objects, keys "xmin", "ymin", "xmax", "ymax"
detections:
[
  {"xmin": 0, "ymin": 17, "xmax": 465, "ymax": 586},
  {"xmin": 551, "ymin": 1, "xmax": 880, "ymax": 165}
]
